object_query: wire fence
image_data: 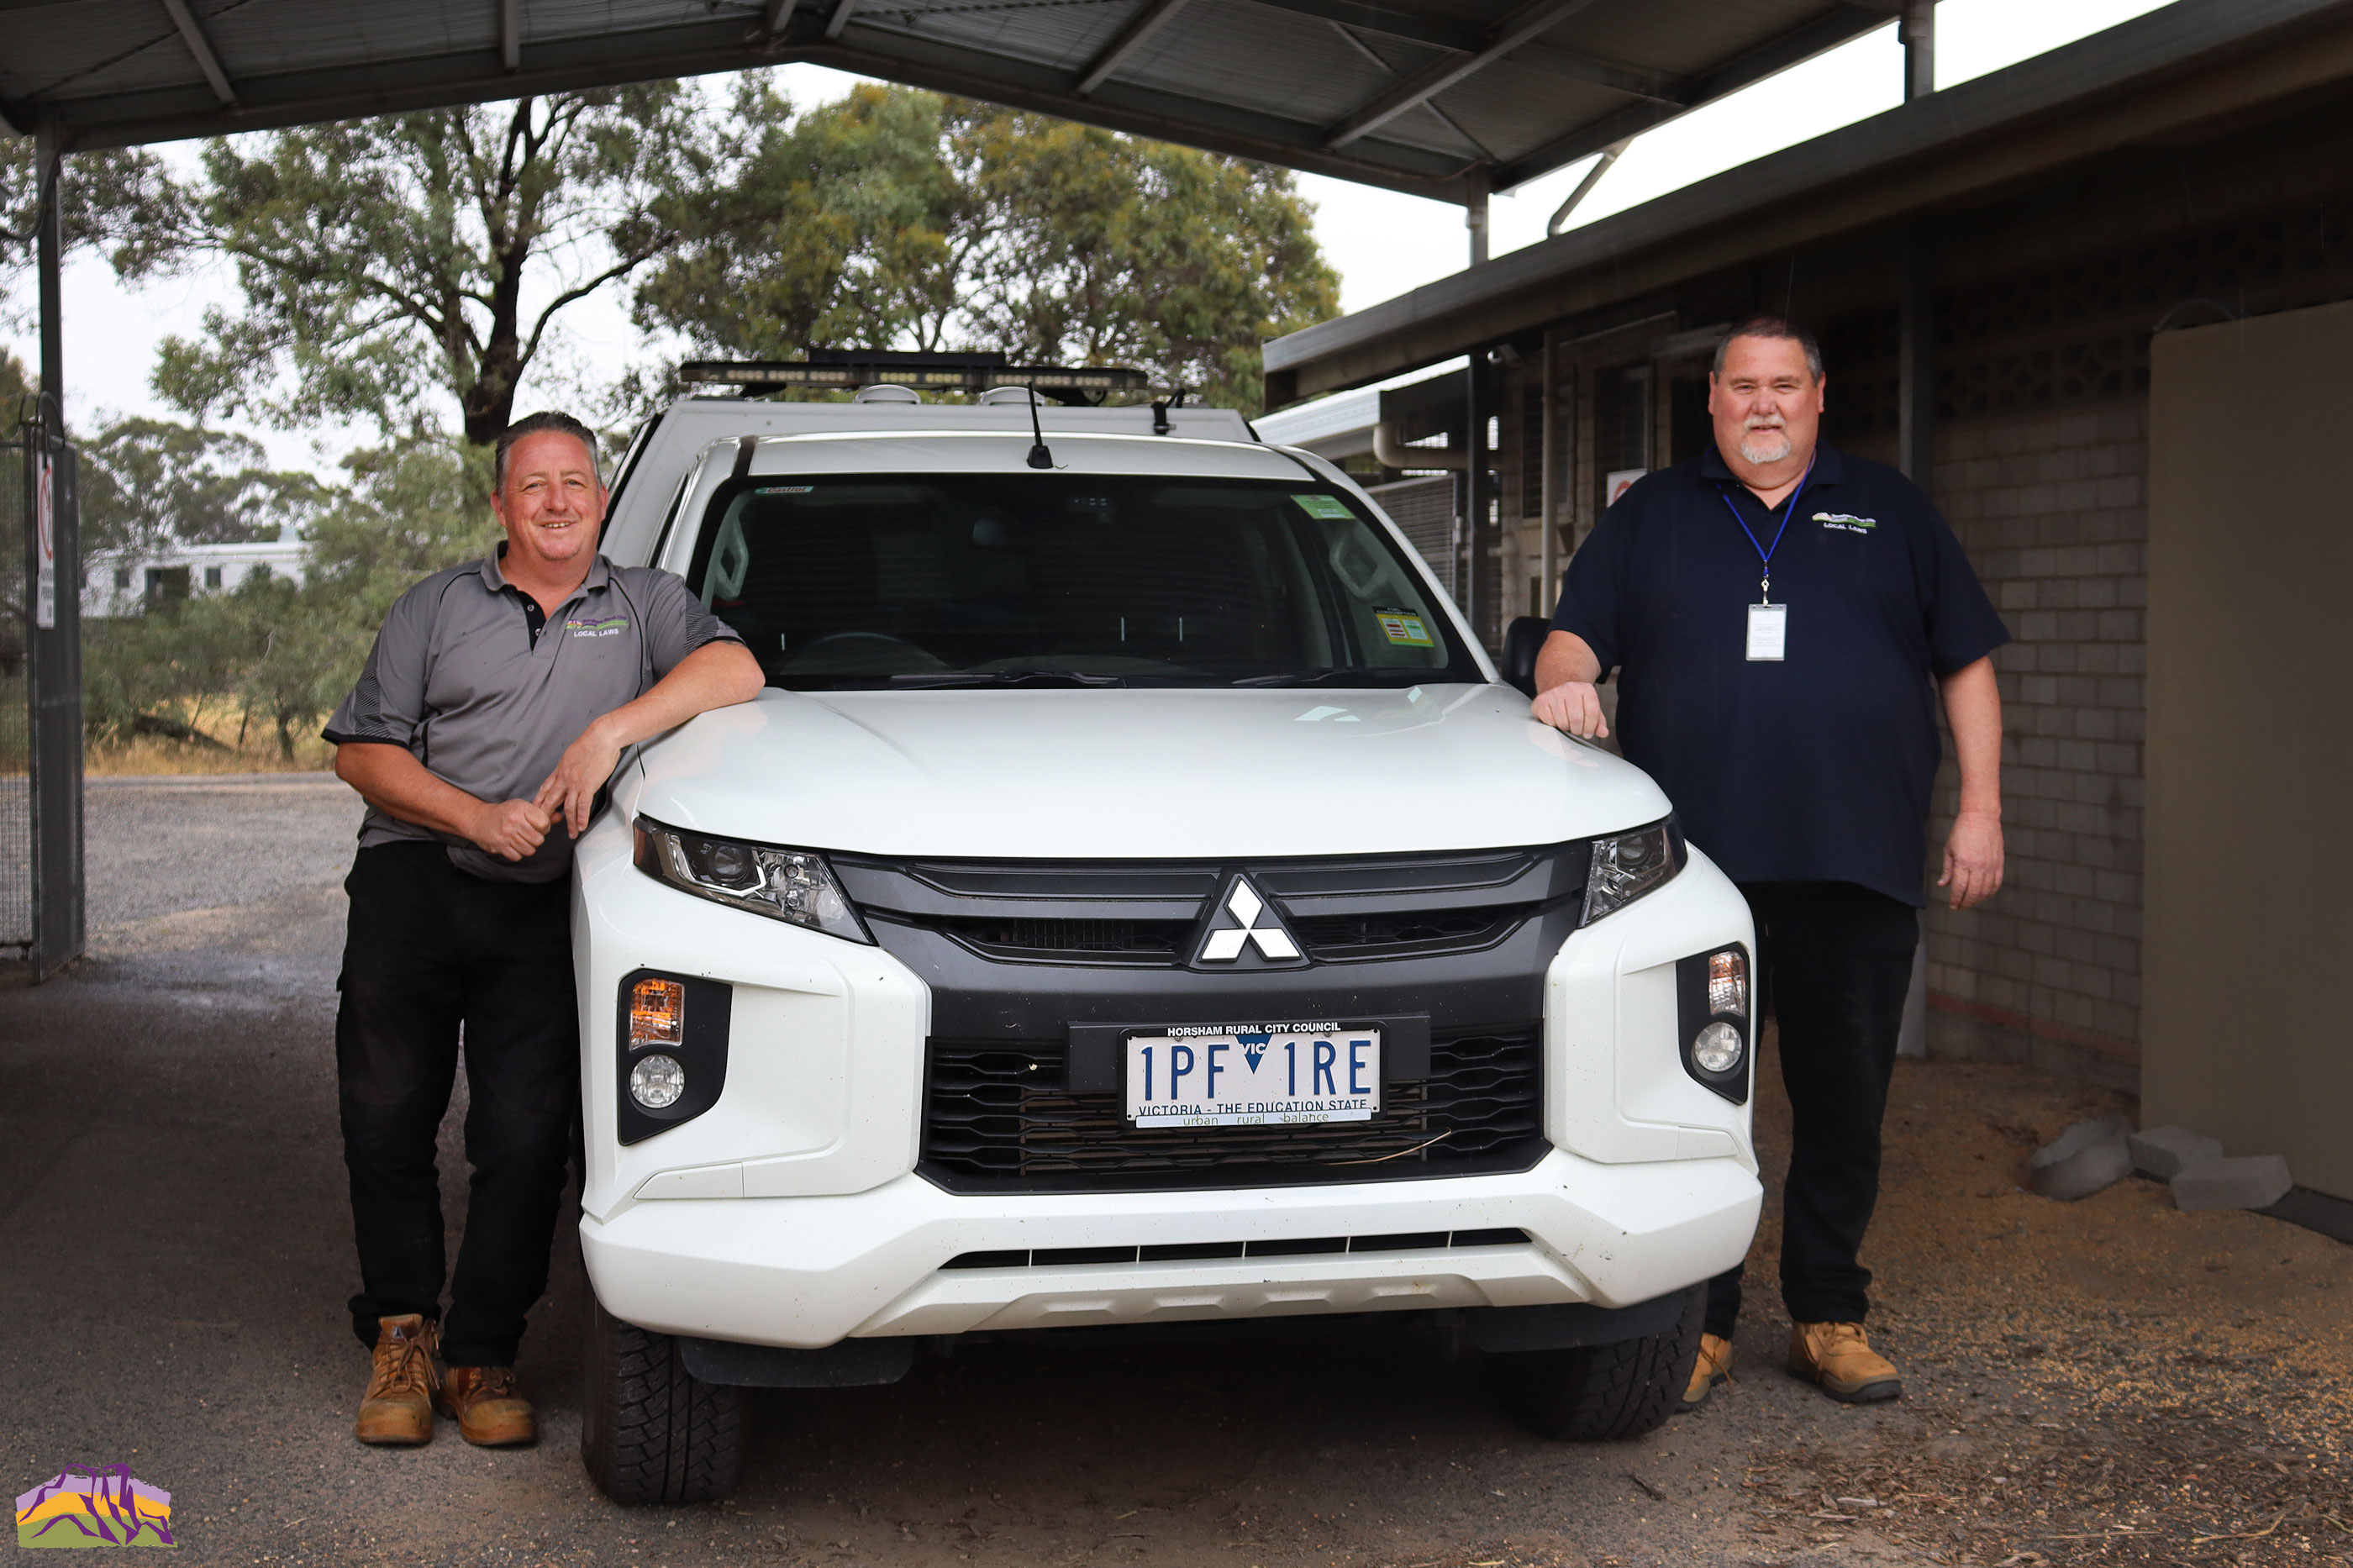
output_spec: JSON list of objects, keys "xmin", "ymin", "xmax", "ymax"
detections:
[{"xmin": 0, "ymin": 429, "xmax": 36, "ymax": 951}]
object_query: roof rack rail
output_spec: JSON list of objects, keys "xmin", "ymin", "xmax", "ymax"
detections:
[{"xmin": 679, "ymin": 350, "xmax": 1152, "ymax": 406}]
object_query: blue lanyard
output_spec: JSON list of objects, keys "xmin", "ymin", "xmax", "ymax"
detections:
[{"xmin": 1718, "ymin": 450, "xmax": 1815, "ymax": 603}]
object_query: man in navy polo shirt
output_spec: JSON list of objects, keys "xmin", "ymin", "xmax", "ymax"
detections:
[{"xmin": 1533, "ymin": 316, "xmax": 2008, "ymax": 1408}]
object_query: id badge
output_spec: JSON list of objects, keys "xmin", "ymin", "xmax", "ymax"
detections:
[{"xmin": 1745, "ymin": 602, "xmax": 1787, "ymax": 661}]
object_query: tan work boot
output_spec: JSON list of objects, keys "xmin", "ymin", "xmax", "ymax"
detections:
[
  {"xmin": 355, "ymin": 1313, "xmax": 441, "ymax": 1445},
  {"xmin": 1787, "ymin": 1321, "xmax": 1902, "ymax": 1404},
  {"xmin": 438, "ymin": 1365, "xmax": 536, "ymax": 1447},
  {"xmin": 1679, "ymin": 1332, "xmax": 1734, "ymax": 1412}
]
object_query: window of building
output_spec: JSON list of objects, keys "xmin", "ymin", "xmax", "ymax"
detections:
[
  {"xmin": 113, "ymin": 567, "xmax": 131, "ymax": 591},
  {"xmin": 204, "ymin": 566, "xmax": 224, "ymax": 589},
  {"xmin": 1593, "ymin": 362, "xmax": 1652, "ymax": 511}
]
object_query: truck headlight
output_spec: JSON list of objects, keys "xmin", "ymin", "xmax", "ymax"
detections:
[
  {"xmin": 1580, "ymin": 818, "xmax": 1686, "ymax": 925},
  {"xmin": 634, "ymin": 818, "xmax": 870, "ymax": 942}
]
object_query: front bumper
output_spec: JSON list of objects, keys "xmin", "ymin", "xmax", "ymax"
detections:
[
  {"xmin": 572, "ymin": 793, "xmax": 1761, "ymax": 1350},
  {"xmin": 580, "ymin": 1147, "xmax": 1759, "ymax": 1347}
]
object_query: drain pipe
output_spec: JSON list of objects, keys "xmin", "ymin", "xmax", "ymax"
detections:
[{"xmin": 1547, "ymin": 139, "xmax": 1632, "ymax": 237}]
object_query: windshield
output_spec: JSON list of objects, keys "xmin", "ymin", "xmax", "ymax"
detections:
[{"xmin": 682, "ymin": 472, "xmax": 1482, "ymax": 690}]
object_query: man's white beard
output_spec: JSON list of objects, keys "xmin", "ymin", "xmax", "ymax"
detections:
[{"xmin": 1737, "ymin": 420, "xmax": 1792, "ymax": 466}]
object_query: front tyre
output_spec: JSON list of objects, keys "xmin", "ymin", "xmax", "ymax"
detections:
[
  {"xmin": 1485, "ymin": 1286, "xmax": 1703, "ymax": 1441},
  {"xmin": 581, "ymin": 1298, "xmax": 746, "ymax": 1504}
]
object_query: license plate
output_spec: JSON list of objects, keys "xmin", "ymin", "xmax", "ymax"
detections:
[{"xmin": 1124, "ymin": 1023, "xmax": 1380, "ymax": 1127}]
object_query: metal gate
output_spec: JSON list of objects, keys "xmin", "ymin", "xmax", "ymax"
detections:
[
  {"xmin": 0, "ymin": 423, "xmax": 34, "ymax": 953},
  {"xmin": 3, "ymin": 413, "xmax": 82, "ymax": 975}
]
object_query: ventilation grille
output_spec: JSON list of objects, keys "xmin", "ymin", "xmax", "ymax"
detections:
[
  {"xmin": 919, "ymin": 1024, "xmax": 1545, "ymax": 1193},
  {"xmin": 942, "ymin": 1229, "xmax": 1531, "ymax": 1269}
]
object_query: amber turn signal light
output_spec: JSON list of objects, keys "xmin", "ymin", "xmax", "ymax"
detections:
[{"xmin": 629, "ymin": 976, "xmax": 684, "ymax": 1045}]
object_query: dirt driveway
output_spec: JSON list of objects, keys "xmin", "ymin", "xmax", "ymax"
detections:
[{"xmin": 2, "ymin": 776, "xmax": 2346, "ymax": 1566}]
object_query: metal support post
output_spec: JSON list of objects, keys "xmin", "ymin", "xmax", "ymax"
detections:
[
  {"xmin": 1462, "ymin": 355, "xmax": 1498, "ymax": 650},
  {"xmin": 1538, "ymin": 329, "xmax": 1557, "ymax": 615},
  {"xmin": 1465, "ymin": 167, "xmax": 1491, "ymax": 268},
  {"xmin": 1901, "ymin": 0, "xmax": 1935, "ymax": 102},
  {"xmin": 1897, "ymin": 2, "xmax": 1937, "ymax": 1059},
  {"xmin": 30, "ymin": 117, "xmax": 84, "ymax": 981}
]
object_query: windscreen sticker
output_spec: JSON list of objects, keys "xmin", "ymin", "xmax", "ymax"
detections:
[
  {"xmin": 755, "ymin": 485, "xmax": 813, "ymax": 494},
  {"xmin": 1291, "ymin": 493, "xmax": 1355, "ymax": 519},
  {"xmin": 1374, "ymin": 608, "xmax": 1435, "ymax": 647}
]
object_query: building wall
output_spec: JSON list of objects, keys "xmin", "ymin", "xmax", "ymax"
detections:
[{"xmin": 1917, "ymin": 404, "xmax": 2148, "ymax": 1092}]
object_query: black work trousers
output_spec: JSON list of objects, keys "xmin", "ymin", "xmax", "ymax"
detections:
[
  {"xmin": 336, "ymin": 841, "xmax": 579, "ymax": 1368},
  {"xmin": 1704, "ymin": 881, "xmax": 1918, "ymax": 1339}
]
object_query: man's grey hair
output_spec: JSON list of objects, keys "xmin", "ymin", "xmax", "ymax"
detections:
[
  {"xmin": 493, "ymin": 410, "xmax": 603, "ymax": 492},
  {"xmin": 1712, "ymin": 316, "xmax": 1824, "ymax": 381}
]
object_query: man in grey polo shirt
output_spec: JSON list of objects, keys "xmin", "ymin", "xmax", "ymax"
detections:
[{"xmin": 324, "ymin": 411, "xmax": 763, "ymax": 1450}]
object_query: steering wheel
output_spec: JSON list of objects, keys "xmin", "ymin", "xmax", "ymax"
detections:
[{"xmin": 775, "ymin": 631, "xmax": 948, "ymax": 674}]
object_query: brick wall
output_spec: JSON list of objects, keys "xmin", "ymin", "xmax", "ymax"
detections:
[{"xmin": 1922, "ymin": 403, "xmax": 2148, "ymax": 1092}]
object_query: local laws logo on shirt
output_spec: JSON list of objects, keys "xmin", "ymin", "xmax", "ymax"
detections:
[
  {"xmin": 1814, "ymin": 512, "xmax": 1877, "ymax": 534},
  {"xmin": 566, "ymin": 615, "xmax": 631, "ymax": 638}
]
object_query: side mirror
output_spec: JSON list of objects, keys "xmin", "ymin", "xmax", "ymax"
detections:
[{"xmin": 1502, "ymin": 616, "xmax": 1549, "ymax": 698}]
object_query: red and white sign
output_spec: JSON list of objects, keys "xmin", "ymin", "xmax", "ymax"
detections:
[
  {"xmin": 1604, "ymin": 468, "xmax": 1647, "ymax": 508},
  {"xmin": 34, "ymin": 449, "xmax": 55, "ymax": 630}
]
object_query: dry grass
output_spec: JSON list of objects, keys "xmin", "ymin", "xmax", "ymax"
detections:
[{"xmin": 85, "ymin": 701, "xmax": 336, "ymax": 776}]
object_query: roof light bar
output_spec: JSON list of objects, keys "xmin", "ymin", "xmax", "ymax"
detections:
[{"xmin": 679, "ymin": 355, "xmax": 1153, "ymax": 398}]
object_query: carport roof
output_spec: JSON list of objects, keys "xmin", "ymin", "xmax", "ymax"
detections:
[
  {"xmin": 1262, "ymin": 0, "xmax": 2353, "ymax": 401},
  {"xmin": 3, "ymin": 0, "xmax": 1899, "ymax": 200}
]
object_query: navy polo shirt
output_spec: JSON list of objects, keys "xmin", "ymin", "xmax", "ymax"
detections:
[{"xmin": 1550, "ymin": 441, "xmax": 2008, "ymax": 906}]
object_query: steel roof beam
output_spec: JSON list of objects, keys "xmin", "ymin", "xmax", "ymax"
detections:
[
  {"xmin": 1492, "ymin": 1, "xmax": 1892, "ymax": 188},
  {"xmin": 1324, "ymin": 0, "xmax": 1606, "ymax": 150},
  {"xmin": 501, "ymin": 0, "xmax": 522, "ymax": 71},
  {"xmin": 824, "ymin": 0, "xmax": 860, "ymax": 39},
  {"xmin": 1245, "ymin": 0, "xmax": 1683, "ymax": 103},
  {"xmin": 762, "ymin": 0, "xmax": 797, "ymax": 35},
  {"xmin": 159, "ymin": 0, "xmax": 238, "ymax": 106},
  {"xmin": 1076, "ymin": 0, "xmax": 1194, "ymax": 95}
]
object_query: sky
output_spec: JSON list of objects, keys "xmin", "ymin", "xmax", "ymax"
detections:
[{"xmin": 1, "ymin": 0, "xmax": 2172, "ymax": 475}]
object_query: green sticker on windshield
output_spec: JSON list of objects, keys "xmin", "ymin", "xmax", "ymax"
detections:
[
  {"xmin": 1374, "ymin": 608, "xmax": 1434, "ymax": 647},
  {"xmin": 1292, "ymin": 493, "xmax": 1355, "ymax": 519}
]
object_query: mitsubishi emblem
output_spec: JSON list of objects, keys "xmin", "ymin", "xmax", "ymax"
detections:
[{"xmin": 1194, "ymin": 876, "xmax": 1303, "ymax": 966}]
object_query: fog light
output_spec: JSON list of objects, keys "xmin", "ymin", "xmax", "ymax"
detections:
[
  {"xmin": 1692, "ymin": 1021, "xmax": 1745, "ymax": 1076},
  {"xmin": 629, "ymin": 1053, "xmax": 687, "ymax": 1109}
]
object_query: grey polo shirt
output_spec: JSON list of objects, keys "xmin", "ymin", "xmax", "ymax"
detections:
[{"xmin": 324, "ymin": 548, "xmax": 744, "ymax": 883}]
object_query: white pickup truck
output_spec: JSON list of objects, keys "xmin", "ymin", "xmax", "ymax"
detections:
[{"xmin": 570, "ymin": 360, "xmax": 1760, "ymax": 1503}]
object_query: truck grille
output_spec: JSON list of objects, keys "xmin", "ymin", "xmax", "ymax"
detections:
[
  {"xmin": 840, "ymin": 845, "xmax": 1584, "ymax": 970},
  {"xmin": 919, "ymin": 1023, "xmax": 1546, "ymax": 1193}
]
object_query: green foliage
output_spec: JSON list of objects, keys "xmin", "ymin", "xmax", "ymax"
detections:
[
  {"xmin": 115, "ymin": 88, "xmax": 710, "ymax": 444},
  {"xmin": 0, "ymin": 140, "xmax": 167, "ymax": 320},
  {"xmin": 0, "ymin": 348, "xmax": 27, "ymax": 438},
  {"xmin": 82, "ymin": 435, "xmax": 492, "ymax": 756},
  {"xmin": 636, "ymin": 84, "xmax": 1339, "ymax": 411},
  {"xmin": 78, "ymin": 418, "xmax": 332, "ymax": 559}
]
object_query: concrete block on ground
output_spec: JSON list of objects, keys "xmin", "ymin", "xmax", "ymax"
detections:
[
  {"xmin": 2029, "ymin": 1114, "xmax": 2133, "ymax": 1201},
  {"xmin": 2172, "ymin": 1155, "xmax": 2294, "ymax": 1213},
  {"xmin": 2129, "ymin": 1124, "xmax": 2223, "ymax": 1181}
]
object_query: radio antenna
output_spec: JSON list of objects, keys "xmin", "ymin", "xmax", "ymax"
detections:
[{"xmin": 1025, "ymin": 381, "xmax": 1054, "ymax": 469}]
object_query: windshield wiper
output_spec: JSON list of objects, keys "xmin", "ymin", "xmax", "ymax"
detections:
[
  {"xmin": 1232, "ymin": 668, "xmax": 1433, "ymax": 687},
  {"xmin": 887, "ymin": 669, "xmax": 1129, "ymax": 688}
]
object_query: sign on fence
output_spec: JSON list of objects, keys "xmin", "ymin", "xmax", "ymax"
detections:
[{"xmin": 33, "ymin": 447, "xmax": 54, "ymax": 631}]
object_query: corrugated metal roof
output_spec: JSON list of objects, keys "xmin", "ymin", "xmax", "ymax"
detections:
[
  {"xmin": 1262, "ymin": 0, "xmax": 2353, "ymax": 399},
  {"xmin": 2, "ymin": 0, "xmax": 1896, "ymax": 201}
]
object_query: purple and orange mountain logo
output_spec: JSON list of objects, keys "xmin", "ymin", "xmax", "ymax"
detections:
[{"xmin": 15, "ymin": 1465, "xmax": 176, "ymax": 1548}]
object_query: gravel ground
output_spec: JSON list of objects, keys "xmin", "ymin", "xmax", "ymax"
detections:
[
  {"xmin": 82, "ymin": 773, "xmax": 361, "ymax": 929},
  {"xmin": 1, "ymin": 780, "xmax": 2345, "ymax": 1567}
]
